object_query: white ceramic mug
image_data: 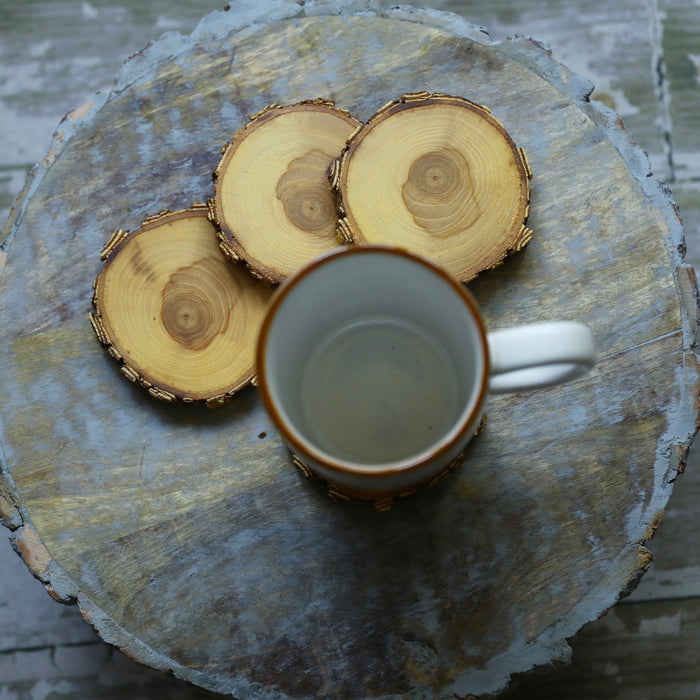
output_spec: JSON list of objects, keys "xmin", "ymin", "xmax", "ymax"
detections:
[{"xmin": 256, "ymin": 246, "xmax": 595, "ymax": 499}]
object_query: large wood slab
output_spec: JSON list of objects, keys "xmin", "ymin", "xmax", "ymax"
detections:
[{"xmin": 1, "ymin": 2, "xmax": 698, "ymax": 697}]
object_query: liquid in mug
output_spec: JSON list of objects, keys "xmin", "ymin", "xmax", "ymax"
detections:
[{"xmin": 300, "ymin": 317, "xmax": 460, "ymax": 464}]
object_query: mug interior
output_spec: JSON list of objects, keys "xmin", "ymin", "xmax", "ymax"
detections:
[{"xmin": 258, "ymin": 247, "xmax": 488, "ymax": 472}]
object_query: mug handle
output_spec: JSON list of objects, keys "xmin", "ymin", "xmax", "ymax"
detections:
[{"xmin": 487, "ymin": 322, "xmax": 596, "ymax": 394}]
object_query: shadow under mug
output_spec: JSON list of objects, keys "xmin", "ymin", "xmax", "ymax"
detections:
[{"xmin": 256, "ymin": 245, "xmax": 596, "ymax": 500}]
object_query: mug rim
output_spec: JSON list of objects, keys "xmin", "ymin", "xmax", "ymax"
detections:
[{"xmin": 256, "ymin": 245, "xmax": 490, "ymax": 478}]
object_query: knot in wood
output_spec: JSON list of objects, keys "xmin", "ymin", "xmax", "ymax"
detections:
[
  {"xmin": 276, "ymin": 150, "xmax": 337, "ymax": 235},
  {"xmin": 161, "ymin": 258, "xmax": 233, "ymax": 351},
  {"xmin": 403, "ymin": 149, "xmax": 480, "ymax": 236}
]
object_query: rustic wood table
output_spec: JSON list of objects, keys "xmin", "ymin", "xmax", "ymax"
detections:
[{"xmin": 2, "ymin": 1, "xmax": 700, "ymax": 698}]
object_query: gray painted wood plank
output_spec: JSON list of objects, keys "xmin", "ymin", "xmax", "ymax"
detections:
[
  {"xmin": 503, "ymin": 598, "xmax": 700, "ymax": 699},
  {"xmin": 0, "ymin": 643, "xmax": 214, "ymax": 699},
  {"xmin": 4, "ymin": 587, "xmax": 700, "ymax": 699},
  {"xmin": 0, "ymin": 538, "xmax": 94, "ymax": 652},
  {"xmin": 660, "ymin": 0, "xmax": 700, "ymax": 180}
]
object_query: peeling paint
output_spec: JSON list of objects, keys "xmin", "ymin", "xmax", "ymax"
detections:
[{"xmin": 639, "ymin": 611, "xmax": 682, "ymax": 637}]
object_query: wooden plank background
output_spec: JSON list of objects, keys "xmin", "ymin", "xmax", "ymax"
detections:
[{"xmin": 1, "ymin": 0, "xmax": 699, "ymax": 697}]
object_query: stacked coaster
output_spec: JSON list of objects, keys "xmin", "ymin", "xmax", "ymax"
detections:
[{"xmin": 91, "ymin": 93, "xmax": 532, "ymax": 404}]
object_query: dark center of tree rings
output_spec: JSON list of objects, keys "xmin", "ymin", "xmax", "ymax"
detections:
[
  {"xmin": 402, "ymin": 149, "xmax": 481, "ymax": 237},
  {"xmin": 277, "ymin": 150, "xmax": 337, "ymax": 234},
  {"xmin": 161, "ymin": 258, "xmax": 233, "ymax": 351}
]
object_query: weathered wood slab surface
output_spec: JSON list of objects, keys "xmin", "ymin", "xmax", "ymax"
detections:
[{"xmin": 1, "ymin": 1, "xmax": 700, "ymax": 699}]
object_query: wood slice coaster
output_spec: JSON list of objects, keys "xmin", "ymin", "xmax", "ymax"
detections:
[
  {"xmin": 211, "ymin": 99, "xmax": 361, "ymax": 285},
  {"xmin": 90, "ymin": 205, "xmax": 273, "ymax": 404},
  {"xmin": 334, "ymin": 92, "xmax": 533, "ymax": 281}
]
